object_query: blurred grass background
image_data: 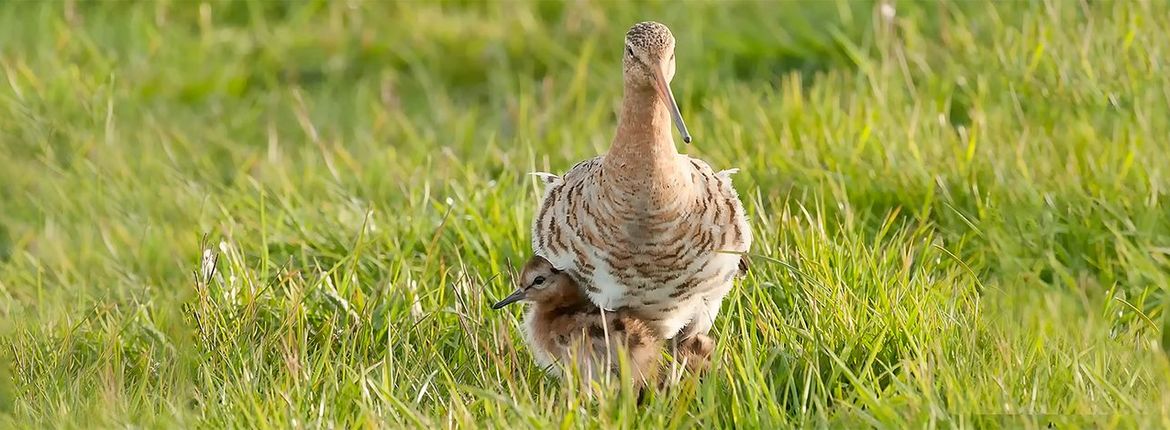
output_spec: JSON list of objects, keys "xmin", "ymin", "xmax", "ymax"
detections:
[{"xmin": 1, "ymin": 0, "xmax": 1169, "ymax": 427}]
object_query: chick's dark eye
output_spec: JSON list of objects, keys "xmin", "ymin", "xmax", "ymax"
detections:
[
  {"xmin": 626, "ymin": 47, "xmax": 634, "ymax": 56},
  {"xmin": 533, "ymin": 276, "xmax": 546, "ymax": 286}
]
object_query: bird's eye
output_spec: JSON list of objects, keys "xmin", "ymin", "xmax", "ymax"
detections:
[
  {"xmin": 532, "ymin": 276, "xmax": 546, "ymax": 286},
  {"xmin": 626, "ymin": 47, "xmax": 634, "ymax": 56}
]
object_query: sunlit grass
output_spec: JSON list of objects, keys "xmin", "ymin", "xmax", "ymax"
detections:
[{"xmin": 2, "ymin": 0, "xmax": 1169, "ymax": 428}]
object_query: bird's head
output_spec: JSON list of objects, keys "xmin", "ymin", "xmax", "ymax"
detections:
[
  {"xmin": 622, "ymin": 21, "xmax": 691, "ymax": 143},
  {"xmin": 491, "ymin": 256, "xmax": 575, "ymax": 309}
]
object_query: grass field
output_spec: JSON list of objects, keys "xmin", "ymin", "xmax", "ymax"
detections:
[{"xmin": 2, "ymin": 0, "xmax": 1169, "ymax": 427}]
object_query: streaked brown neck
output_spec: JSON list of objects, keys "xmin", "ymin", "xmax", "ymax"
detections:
[{"xmin": 602, "ymin": 84, "xmax": 686, "ymax": 193}]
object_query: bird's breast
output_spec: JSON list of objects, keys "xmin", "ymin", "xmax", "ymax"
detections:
[{"xmin": 532, "ymin": 155, "xmax": 751, "ymax": 337}]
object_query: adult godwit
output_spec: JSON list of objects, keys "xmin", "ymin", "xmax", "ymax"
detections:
[{"xmin": 530, "ymin": 21, "xmax": 751, "ymax": 358}]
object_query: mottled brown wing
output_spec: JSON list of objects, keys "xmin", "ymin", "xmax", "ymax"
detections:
[{"xmin": 530, "ymin": 156, "xmax": 604, "ymax": 283}]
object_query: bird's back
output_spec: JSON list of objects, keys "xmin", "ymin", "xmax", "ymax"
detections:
[{"xmin": 532, "ymin": 155, "xmax": 751, "ymax": 339}]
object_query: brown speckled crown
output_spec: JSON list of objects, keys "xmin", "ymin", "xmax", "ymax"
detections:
[{"xmin": 625, "ymin": 21, "xmax": 674, "ymax": 51}]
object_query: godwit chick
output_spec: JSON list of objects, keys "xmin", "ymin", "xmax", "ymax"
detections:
[
  {"xmin": 531, "ymin": 21, "xmax": 751, "ymax": 351},
  {"xmin": 492, "ymin": 256, "xmax": 662, "ymax": 392}
]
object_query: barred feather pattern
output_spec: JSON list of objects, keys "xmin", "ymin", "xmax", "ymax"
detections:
[{"xmin": 531, "ymin": 155, "xmax": 752, "ymax": 340}]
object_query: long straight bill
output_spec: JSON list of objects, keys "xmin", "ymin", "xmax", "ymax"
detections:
[
  {"xmin": 491, "ymin": 288, "xmax": 526, "ymax": 309},
  {"xmin": 653, "ymin": 68, "xmax": 692, "ymax": 144}
]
